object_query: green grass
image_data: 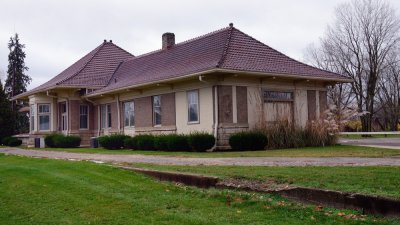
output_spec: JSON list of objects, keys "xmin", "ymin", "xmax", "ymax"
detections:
[
  {"xmin": 24, "ymin": 144, "xmax": 400, "ymax": 157},
  {"xmin": 0, "ymin": 155, "xmax": 395, "ymax": 224},
  {"xmin": 131, "ymin": 164, "xmax": 400, "ymax": 199},
  {"xmin": 340, "ymin": 134, "xmax": 400, "ymax": 139}
]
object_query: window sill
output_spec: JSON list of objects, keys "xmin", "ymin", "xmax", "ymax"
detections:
[{"xmin": 188, "ymin": 121, "xmax": 200, "ymax": 125}]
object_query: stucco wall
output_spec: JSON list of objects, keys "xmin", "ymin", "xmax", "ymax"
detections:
[{"xmin": 175, "ymin": 87, "xmax": 214, "ymax": 134}]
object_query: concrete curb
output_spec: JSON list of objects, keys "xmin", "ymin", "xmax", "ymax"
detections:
[{"xmin": 122, "ymin": 166, "xmax": 400, "ymax": 217}]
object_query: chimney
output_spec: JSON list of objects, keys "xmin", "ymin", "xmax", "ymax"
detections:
[{"xmin": 162, "ymin": 32, "xmax": 175, "ymax": 50}]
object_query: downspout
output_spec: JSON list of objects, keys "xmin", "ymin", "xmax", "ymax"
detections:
[
  {"xmin": 97, "ymin": 105, "xmax": 101, "ymax": 137},
  {"xmin": 212, "ymin": 85, "xmax": 219, "ymax": 151},
  {"xmin": 85, "ymin": 97, "xmax": 96, "ymax": 105},
  {"xmin": 66, "ymin": 97, "xmax": 70, "ymax": 135},
  {"xmin": 116, "ymin": 94, "xmax": 121, "ymax": 133}
]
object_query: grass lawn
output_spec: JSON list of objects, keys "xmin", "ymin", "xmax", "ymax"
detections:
[
  {"xmin": 339, "ymin": 134, "xmax": 400, "ymax": 139},
  {"xmin": 131, "ymin": 164, "xmax": 400, "ymax": 199},
  {"xmin": 24, "ymin": 144, "xmax": 400, "ymax": 158},
  {"xmin": 1, "ymin": 155, "xmax": 396, "ymax": 225}
]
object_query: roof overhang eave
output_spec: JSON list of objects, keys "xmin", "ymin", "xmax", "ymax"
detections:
[
  {"xmin": 11, "ymin": 85, "xmax": 106, "ymax": 101},
  {"xmin": 86, "ymin": 68, "xmax": 353, "ymax": 98},
  {"xmin": 217, "ymin": 69, "xmax": 354, "ymax": 83}
]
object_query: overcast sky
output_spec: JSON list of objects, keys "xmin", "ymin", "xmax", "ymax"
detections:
[{"xmin": 1, "ymin": 0, "xmax": 400, "ymax": 90}]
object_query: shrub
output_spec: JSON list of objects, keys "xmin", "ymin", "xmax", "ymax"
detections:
[
  {"xmin": 123, "ymin": 137, "xmax": 137, "ymax": 150},
  {"xmin": 229, "ymin": 131, "xmax": 268, "ymax": 151},
  {"xmin": 53, "ymin": 135, "xmax": 81, "ymax": 148},
  {"xmin": 1, "ymin": 137, "xmax": 12, "ymax": 146},
  {"xmin": 153, "ymin": 135, "xmax": 169, "ymax": 151},
  {"xmin": 45, "ymin": 133, "xmax": 64, "ymax": 148},
  {"xmin": 187, "ymin": 132, "xmax": 215, "ymax": 152},
  {"xmin": 134, "ymin": 134, "xmax": 155, "ymax": 150},
  {"xmin": 165, "ymin": 134, "xmax": 189, "ymax": 151},
  {"xmin": 1, "ymin": 136, "xmax": 22, "ymax": 147},
  {"xmin": 45, "ymin": 133, "xmax": 81, "ymax": 148},
  {"xmin": 98, "ymin": 134, "xmax": 129, "ymax": 150}
]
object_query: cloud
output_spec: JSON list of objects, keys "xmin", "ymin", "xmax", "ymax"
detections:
[{"xmin": 0, "ymin": 0, "xmax": 399, "ymax": 90}]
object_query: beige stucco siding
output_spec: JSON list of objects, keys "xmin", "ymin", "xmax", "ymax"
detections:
[{"xmin": 175, "ymin": 87, "xmax": 214, "ymax": 134}]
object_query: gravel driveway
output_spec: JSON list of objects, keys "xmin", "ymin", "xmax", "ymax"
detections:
[{"xmin": 1, "ymin": 148, "xmax": 400, "ymax": 166}]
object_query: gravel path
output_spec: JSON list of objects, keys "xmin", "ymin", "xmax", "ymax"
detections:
[{"xmin": 1, "ymin": 148, "xmax": 400, "ymax": 166}]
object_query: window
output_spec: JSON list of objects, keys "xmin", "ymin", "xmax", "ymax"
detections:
[
  {"xmin": 38, "ymin": 104, "xmax": 50, "ymax": 131},
  {"xmin": 60, "ymin": 102, "xmax": 67, "ymax": 131},
  {"xmin": 153, "ymin": 96, "xmax": 161, "ymax": 126},
  {"xmin": 80, "ymin": 105, "xmax": 89, "ymax": 129},
  {"xmin": 124, "ymin": 101, "xmax": 135, "ymax": 127},
  {"xmin": 30, "ymin": 105, "xmax": 35, "ymax": 131},
  {"xmin": 187, "ymin": 90, "xmax": 199, "ymax": 123},
  {"xmin": 263, "ymin": 90, "xmax": 293, "ymax": 102},
  {"xmin": 100, "ymin": 104, "xmax": 111, "ymax": 129}
]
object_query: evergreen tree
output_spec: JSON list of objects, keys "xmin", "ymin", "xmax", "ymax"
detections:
[
  {"xmin": 6, "ymin": 33, "xmax": 31, "ymax": 133},
  {"xmin": 0, "ymin": 80, "xmax": 15, "ymax": 141},
  {"xmin": 6, "ymin": 33, "xmax": 31, "ymax": 100}
]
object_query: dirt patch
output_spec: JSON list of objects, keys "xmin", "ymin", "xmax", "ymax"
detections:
[{"xmin": 216, "ymin": 178, "xmax": 290, "ymax": 192}]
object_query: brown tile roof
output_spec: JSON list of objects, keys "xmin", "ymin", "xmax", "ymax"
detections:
[
  {"xmin": 15, "ymin": 25, "xmax": 349, "ymax": 100},
  {"xmin": 93, "ymin": 25, "xmax": 349, "ymax": 95},
  {"xmin": 14, "ymin": 41, "xmax": 133, "ymax": 99}
]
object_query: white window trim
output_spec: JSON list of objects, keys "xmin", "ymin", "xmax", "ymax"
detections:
[
  {"xmin": 152, "ymin": 96, "xmax": 162, "ymax": 127},
  {"xmin": 30, "ymin": 104, "xmax": 35, "ymax": 132},
  {"xmin": 79, "ymin": 104, "xmax": 89, "ymax": 130},
  {"xmin": 187, "ymin": 90, "xmax": 200, "ymax": 124},
  {"xmin": 124, "ymin": 101, "xmax": 135, "ymax": 128},
  {"xmin": 38, "ymin": 103, "xmax": 51, "ymax": 131},
  {"xmin": 101, "ymin": 104, "xmax": 111, "ymax": 129}
]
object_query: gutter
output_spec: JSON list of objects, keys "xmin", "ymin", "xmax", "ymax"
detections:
[
  {"xmin": 85, "ymin": 68, "xmax": 353, "ymax": 98},
  {"xmin": 46, "ymin": 90, "xmax": 57, "ymax": 98}
]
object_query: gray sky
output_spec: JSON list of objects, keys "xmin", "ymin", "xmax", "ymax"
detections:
[{"xmin": 1, "ymin": 0, "xmax": 400, "ymax": 90}]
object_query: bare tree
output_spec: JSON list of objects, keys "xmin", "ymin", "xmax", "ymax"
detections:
[
  {"xmin": 305, "ymin": 44, "xmax": 354, "ymax": 114},
  {"xmin": 376, "ymin": 49, "xmax": 400, "ymax": 130},
  {"xmin": 306, "ymin": 0, "xmax": 400, "ymax": 132}
]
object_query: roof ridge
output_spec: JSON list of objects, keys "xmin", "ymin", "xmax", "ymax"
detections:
[
  {"xmin": 106, "ymin": 61, "xmax": 124, "ymax": 86},
  {"xmin": 216, "ymin": 25, "xmax": 235, "ymax": 68},
  {"xmin": 56, "ymin": 41, "xmax": 107, "ymax": 85},
  {"xmin": 108, "ymin": 41, "xmax": 135, "ymax": 58},
  {"xmin": 122, "ymin": 26, "xmax": 232, "ymax": 63},
  {"xmin": 229, "ymin": 27, "xmax": 348, "ymax": 78}
]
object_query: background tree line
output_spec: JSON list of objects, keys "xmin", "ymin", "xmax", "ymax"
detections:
[{"xmin": 306, "ymin": 0, "xmax": 400, "ymax": 132}]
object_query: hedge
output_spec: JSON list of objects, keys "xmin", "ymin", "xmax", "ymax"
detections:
[
  {"xmin": 122, "ymin": 133, "xmax": 215, "ymax": 152},
  {"xmin": 45, "ymin": 133, "xmax": 81, "ymax": 148},
  {"xmin": 229, "ymin": 131, "xmax": 268, "ymax": 151},
  {"xmin": 1, "ymin": 136, "xmax": 22, "ymax": 147},
  {"xmin": 134, "ymin": 134, "xmax": 156, "ymax": 150},
  {"xmin": 97, "ymin": 134, "xmax": 129, "ymax": 150},
  {"xmin": 187, "ymin": 132, "xmax": 215, "ymax": 152}
]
